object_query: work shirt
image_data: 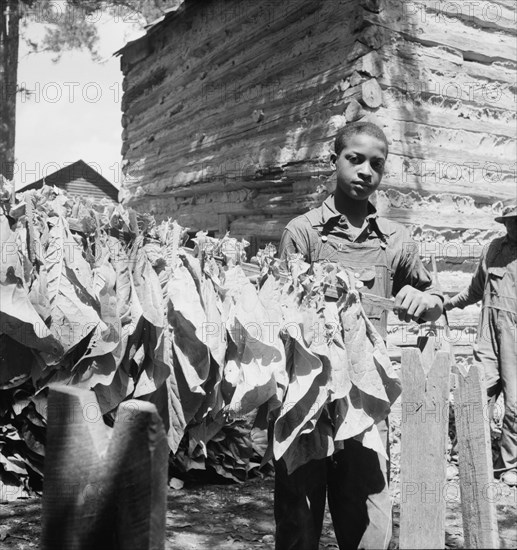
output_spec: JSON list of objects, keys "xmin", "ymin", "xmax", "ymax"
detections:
[
  {"xmin": 279, "ymin": 194, "xmax": 440, "ymax": 299},
  {"xmin": 450, "ymin": 235, "xmax": 517, "ymax": 314}
]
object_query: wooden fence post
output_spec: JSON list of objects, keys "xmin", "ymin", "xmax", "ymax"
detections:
[
  {"xmin": 399, "ymin": 348, "xmax": 451, "ymax": 549},
  {"xmin": 41, "ymin": 386, "xmax": 168, "ymax": 550},
  {"xmin": 107, "ymin": 400, "xmax": 169, "ymax": 550},
  {"xmin": 41, "ymin": 386, "xmax": 113, "ymax": 549},
  {"xmin": 453, "ymin": 362, "xmax": 500, "ymax": 548}
]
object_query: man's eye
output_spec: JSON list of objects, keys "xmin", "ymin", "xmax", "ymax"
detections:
[
  {"xmin": 347, "ymin": 156, "xmax": 360, "ymax": 164},
  {"xmin": 373, "ymin": 160, "xmax": 385, "ymax": 171}
]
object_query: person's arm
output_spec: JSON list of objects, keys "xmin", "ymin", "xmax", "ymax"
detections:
[
  {"xmin": 278, "ymin": 222, "xmax": 311, "ymax": 263},
  {"xmin": 391, "ymin": 229, "xmax": 444, "ymax": 323},
  {"xmin": 278, "ymin": 229, "xmax": 302, "ymax": 262},
  {"xmin": 445, "ymin": 249, "xmax": 487, "ymax": 310},
  {"xmin": 394, "ymin": 286, "xmax": 443, "ymax": 322}
]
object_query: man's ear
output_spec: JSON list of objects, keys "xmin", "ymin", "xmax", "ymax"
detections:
[{"xmin": 330, "ymin": 153, "xmax": 337, "ymax": 169}]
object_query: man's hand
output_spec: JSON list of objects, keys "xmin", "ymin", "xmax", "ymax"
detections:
[
  {"xmin": 394, "ymin": 286, "xmax": 443, "ymax": 323},
  {"xmin": 443, "ymin": 296, "xmax": 454, "ymax": 311}
]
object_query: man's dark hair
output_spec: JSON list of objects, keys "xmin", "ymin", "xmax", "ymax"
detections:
[{"xmin": 334, "ymin": 122, "xmax": 389, "ymax": 157}]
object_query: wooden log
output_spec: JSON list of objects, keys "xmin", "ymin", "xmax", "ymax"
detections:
[
  {"xmin": 365, "ymin": 9, "xmax": 516, "ymax": 62},
  {"xmin": 453, "ymin": 362, "xmax": 500, "ymax": 548},
  {"xmin": 361, "ymin": 78, "xmax": 383, "ymax": 108},
  {"xmin": 399, "ymin": 349, "xmax": 451, "ymax": 549},
  {"xmin": 107, "ymin": 401, "xmax": 168, "ymax": 550},
  {"xmin": 345, "ymin": 98, "xmax": 365, "ymax": 122},
  {"xmin": 357, "ymin": 23, "xmax": 386, "ymax": 49},
  {"xmin": 359, "ymin": 50, "xmax": 383, "ymax": 77},
  {"xmin": 360, "ymin": 0, "xmax": 382, "ymax": 13}
]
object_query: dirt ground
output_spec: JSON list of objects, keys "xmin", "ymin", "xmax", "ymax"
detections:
[
  {"xmin": 1, "ymin": 400, "xmax": 516, "ymax": 549},
  {"xmin": 0, "ymin": 468, "xmax": 515, "ymax": 549}
]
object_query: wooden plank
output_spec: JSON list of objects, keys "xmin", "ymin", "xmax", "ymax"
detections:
[
  {"xmin": 41, "ymin": 387, "xmax": 168, "ymax": 550},
  {"xmin": 453, "ymin": 362, "xmax": 500, "ymax": 548},
  {"xmin": 41, "ymin": 386, "xmax": 113, "ymax": 550},
  {"xmin": 107, "ymin": 401, "xmax": 168, "ymax": 550},
  {"xmin": 399, "ymin": 349, "xmax": 451, "ymax": 549}
]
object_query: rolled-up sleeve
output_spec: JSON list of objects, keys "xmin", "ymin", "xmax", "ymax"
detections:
[
  {"xmin": 390, "ymin": 228, "xmax": 440, "ymax": 298},
  {"xmin": 278, "ymin": 218, "xmax": 312, "ymax": 262},
  {"xmin": 278, "ymin": 228, "xmax": 302, "ymax": 262}
]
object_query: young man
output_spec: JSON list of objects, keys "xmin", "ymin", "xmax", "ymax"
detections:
[
  {"xmin": 445, "ymin": 204, "xmax": 517, "ymax": 487},
  {"xmin": 276, "ymin": 121, "xmax": 444, "ymax": 550}
]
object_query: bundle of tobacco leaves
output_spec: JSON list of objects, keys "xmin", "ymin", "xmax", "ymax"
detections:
[{"xmin": 0, "ymin": 184, "xmax": 400, "ymax": 492}]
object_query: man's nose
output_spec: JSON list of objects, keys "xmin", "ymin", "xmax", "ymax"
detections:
[{"xmin": 358, "ymin": 162, "xmax": 373, "ymax": 179}]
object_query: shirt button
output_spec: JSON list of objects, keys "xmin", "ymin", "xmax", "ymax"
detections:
[
  {"xmin": 321, "ymin": 235, "xmax": 328, "ymax": 242},
  {"xmin": 354, "ymin": 272, "xmax": 361, "ymax": 278},
  {"xmin": 356, "ymin": 281, "xmax": 364, "ymax": 289}
]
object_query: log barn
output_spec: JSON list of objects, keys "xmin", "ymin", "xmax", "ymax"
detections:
[{"xmin": 117, "ymin": 0, "xmax": 516, "ymax": 354}]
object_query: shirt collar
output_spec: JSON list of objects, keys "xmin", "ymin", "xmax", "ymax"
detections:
[{"xmin": 317, "ymin": 194, "xmax": 379, "ymax": 227}]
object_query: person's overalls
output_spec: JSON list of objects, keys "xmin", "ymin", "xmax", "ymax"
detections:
[
  {"xmin": 274, "ymin": 213, "xmax": 393, "ymax": 550},
  {"xmin": 474, "ymin": 238, "xmax": 517, "ymax": 474}
]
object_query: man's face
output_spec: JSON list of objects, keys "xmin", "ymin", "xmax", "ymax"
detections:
[
  {"xmin": 331, "ymin": 134, "xmax": 387, "ymax": 201},
  {"xmin": 504, "ymin": 218, "xmax": 517, "ymax": 242}
]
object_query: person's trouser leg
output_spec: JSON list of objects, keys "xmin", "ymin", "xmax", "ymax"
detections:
[
  {"xmin": 494, "ymin": 311, "xmax": 517, "ymax": 472},
  {"xmin": 327, "ymin": 420, "xmax": 392, "ymax": 550},
  {"xmin": 474, "ymin": 308, "xmax": 504, "ymax": 470},
  {"xmin": 274, "ymin": 457, "xmax": 327, "ymax": 550}
]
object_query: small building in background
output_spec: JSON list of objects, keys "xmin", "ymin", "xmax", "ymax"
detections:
[{"xmin": 17, "ymin": 159, "xmax": 119, "ymax": 202}]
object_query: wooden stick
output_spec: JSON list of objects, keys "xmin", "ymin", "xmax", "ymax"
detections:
[
  {"xmin": 183, "ymin": 247, "xmax": 396, "ymax": 311},
  {"xmin": 453, "ymin": 362, "xmax": 500, "ymax": 548},
  {"xmin": 399, "ymin": 349, "xmax": 451, "ymax": 549}
]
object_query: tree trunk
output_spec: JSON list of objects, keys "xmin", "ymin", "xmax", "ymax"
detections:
[{"xmin": 0, "ymin": 0, "xmax": 20, "ymax": 181}]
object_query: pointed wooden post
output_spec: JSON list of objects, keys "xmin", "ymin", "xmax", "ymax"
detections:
[
  {"xmin": 453, "ymin": 362, "xmax": 500, "ymax": 548},
  {"xmin": 108, "ymin": 401, "xmax": 169, "ymax": 550},
  {"xmin": 399, "ymin": 349, "xmax": 451, "ymax": 549},
  {"xmin": 41, "ymin": 386, "xmax": 113, "ymax": 550},
  {"xmin": 41, "ymin": 387, "xmax": 168, "ymax": 550}
]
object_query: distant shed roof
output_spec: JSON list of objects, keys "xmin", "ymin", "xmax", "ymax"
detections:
[{"xmin": 17, "ymin": 160, "xmax": 119, "ymax": 202}]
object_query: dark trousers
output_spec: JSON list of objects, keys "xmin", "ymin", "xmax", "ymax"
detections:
[
  {"xmin": 475, "ymin": 309, "xmax": 517, "ymax": 473},
  {"xmin": 274, "ymin": 421, "xmax": 392, "ymax": 550}
]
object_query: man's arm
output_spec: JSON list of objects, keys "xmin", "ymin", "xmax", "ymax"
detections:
[
  {"xmin": 278, "ymin": 229, "xmax": 301, "ymax": 262},
  {"xmin": 445, "ymin": 252, "xmax": 487, "ymax": 311},
  {"xmin": 391, "ymin": 230, "xmax": 444, "ymax": 323},
  {"xmin": 278, "ymin": 223, "xmax": 311, "ymax": 263}
]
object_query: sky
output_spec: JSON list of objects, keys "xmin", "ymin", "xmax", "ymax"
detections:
[{"xmin": 13, "ymin": 11, "xmax": 145, "ymax": 191}]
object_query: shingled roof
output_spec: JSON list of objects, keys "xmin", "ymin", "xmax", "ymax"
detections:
[{"xmin": 17, "ymin": 160, "xmax": 119, "ymax": 202}]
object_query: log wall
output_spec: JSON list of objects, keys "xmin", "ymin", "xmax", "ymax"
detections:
[{"xmin": 118, "ymin": 0, "xmax": 516, "ymax": 354}]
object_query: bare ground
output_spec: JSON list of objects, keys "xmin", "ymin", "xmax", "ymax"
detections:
[
  {"xmin": 1, "ymin": 400, "xmax": 516, "ymax": 549},
  {"xmin": 0, "ymin": 473, "xmax": 515, "ymax": 549}
]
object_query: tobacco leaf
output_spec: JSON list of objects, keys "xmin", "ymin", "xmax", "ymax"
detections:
[
  {"xmin": 225, "ymin": 273, "xmax": 286, "ymax": 416},
  {"xmin": 167, "ymin": 263, "xmax": 211, "ymax": 423},
  {"xmin": 273, "ymin": 337, "xmax": 330, "ymax": 462},
  {"xmin": 340, "ymin": 292, "xmax": 390, "ymax": 402},
  {"xmin": 280, "ymin": 413, "xmax": 335, "ymax": 475},
  {"xmin": 45, "ymin": 217, "xmax": 102, "ymax": 354}
]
